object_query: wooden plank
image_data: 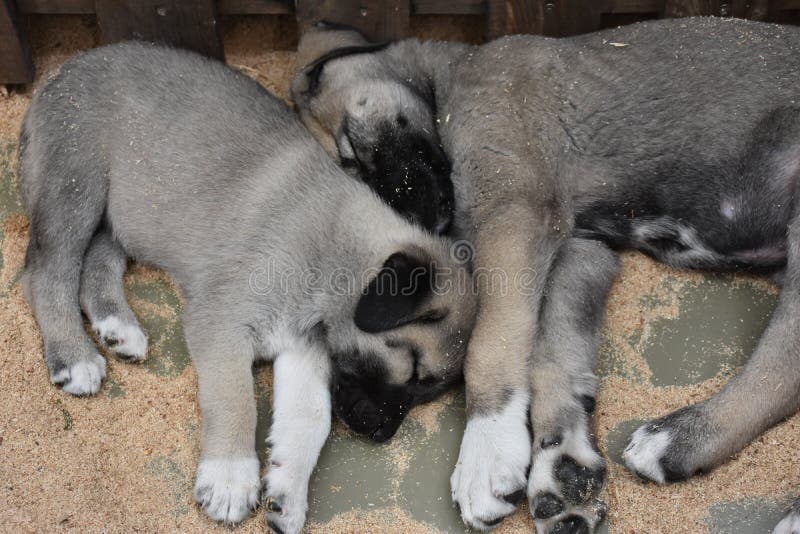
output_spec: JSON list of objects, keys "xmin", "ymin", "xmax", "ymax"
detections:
[
  {"xmin": 543, "ymin": 0, "xmax": 603, "ymax": 36},
  {"xmin": 17, "ymin": 0, "xmax": 94, "ymax": 14},
  {"xmin": 217, "ymin": 0, "xmax": 292, "ymax": 14},
  {"xmin": 0, "ymin": 0, "xmax": 35, "ymax": 84},
  {"xmin": 296, "ymin": 0, "xmax": 410, "ymax": 41},
  {"xmin": 730, "ymin": 0, "xmax": 770, "ymax": 19},
  {"xmin": 603, "ymin": 0, "xmax": 664, "ymax": 13},
  {"xmin": 412, "ymin": 0, "xmax": 487, "ymax": 14},
  {"xmin": 18, "ymin": 0, "xmax": 294, "ymax": 14},
  {"xmin": 95, "ymin": 0, "xmax": 223, "ymax": 59},
  {"xmin": 663, "ymin": 0, "xmax": 714, "ymax": 16},
  {"xmin": 487, "ymin": 0, "xmax": 543, "ymax": 37}
]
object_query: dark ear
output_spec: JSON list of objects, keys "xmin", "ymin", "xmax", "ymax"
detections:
[
  {"xmin": 354, "ymin": 252, "xmax": 433, "ymax": 333},
  {"xmin": 291, "ymin": 41, "xmax": 390, "ymax": 104}
]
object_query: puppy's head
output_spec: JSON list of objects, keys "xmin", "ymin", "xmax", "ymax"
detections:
[
  {"xmin": 328, "ymin": 242, "xmax": 476, "ymax": 442},
  {"xmin": 292, "ymin": 22, "xmax": 453, "ymax": 234}
]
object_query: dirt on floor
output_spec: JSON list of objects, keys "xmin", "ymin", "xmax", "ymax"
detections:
[{"xmin": 0, "ymin": 14, "xmax": 797, "ymax": 534}]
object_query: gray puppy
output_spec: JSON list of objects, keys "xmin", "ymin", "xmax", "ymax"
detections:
[
  {"xmin": 293, "ymin": 18, "xmax": 800, "ymax": 533},
  {"xmin": 20, "ymin": 41, "xmax": 476, "ymax": 533}
]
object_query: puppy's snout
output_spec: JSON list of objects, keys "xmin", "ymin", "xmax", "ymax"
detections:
[{"xmin": 331, "ymin": 371, "xmax": 411, "ymax": 442}]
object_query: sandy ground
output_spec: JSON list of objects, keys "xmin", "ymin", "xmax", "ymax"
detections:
[{"xmin": 0, "ymin": 14, "xmax": 798, "ymax": 534}]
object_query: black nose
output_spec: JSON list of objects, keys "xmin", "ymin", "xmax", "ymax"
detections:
[
  {"xmin": 332, "ymin": 373, "xmax": 411, "ymax": 442},
  {"xmin": 334, "ymin": 394, "xmax": 408, "ymax": 442}
]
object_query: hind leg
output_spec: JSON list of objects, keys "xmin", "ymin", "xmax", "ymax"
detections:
[
  {"xmin": 80, "ymin": 227, "xmax": 147, "ymax": 361},
  {"xmin": 25, "ymin": 203, "xmax": 107, "ymax": 396},
  {"xmin": 624, "ymin": 214, "xmax": 800, "ymax": 482}
]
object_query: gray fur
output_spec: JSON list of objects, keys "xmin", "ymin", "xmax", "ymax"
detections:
[
  {"xmin": 20, "ymin": 41, "xmax": 476, "ymax": 533},
  {"xmin": 293, "ymin": 18, "xmax": 800, "ymax": 532}
]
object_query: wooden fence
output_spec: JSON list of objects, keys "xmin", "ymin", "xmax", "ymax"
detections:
[{"xmin": 2, "ymin": 0, "xmax": 800, "ymax": 83}]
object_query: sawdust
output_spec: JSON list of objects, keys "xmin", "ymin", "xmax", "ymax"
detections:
[
  {"xmin": 0, "ymin": 12, "xmax": 798, "ymax": 534},
  {"xmin": 306, "ymin": 506, "xmax": 441, "ymax": 534},
  {"xmin": 407, "ymin": 389, "xmax": 458, "ymax": 436}
]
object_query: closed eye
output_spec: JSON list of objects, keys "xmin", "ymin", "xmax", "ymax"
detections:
[{"xmin": 416, "ymin": 309, "xmax": 448, "ymax": 324}]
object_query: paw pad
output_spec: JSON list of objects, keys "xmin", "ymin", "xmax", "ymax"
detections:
[
  {"xmin": 532, "ymin": 492, "xmax": 564, "ymax": 519},
  {"xmin": 555, "ymin": 456, "xmax": 606, "ymax": 504},
  {"xmin": 551, "ymin": 514, "xmax": 590, "ymax": 534}
]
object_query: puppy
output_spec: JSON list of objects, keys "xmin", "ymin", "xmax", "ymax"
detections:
[
  {"xmin": 19, "ymin": 41, "xmax": 476, "ymax": 533},
  {"xmin": 293, "ymin": 21, "xmax": 454, "ymax": 234},
  {"xmin": 293, "ymin": 18, "xmax": 800, "ymax": 533}
]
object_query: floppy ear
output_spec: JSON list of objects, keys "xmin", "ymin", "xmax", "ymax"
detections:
[
  {"xmin": 354, "ymin": 252, "xmax": 433, "ymax": 333},
  {"xmin": 296, "ymin": 21, "xmax": 371, "ymax": 69},
  {"xmin": 291, "ymin": 41, "xmax": 390, "ymax": 104}
]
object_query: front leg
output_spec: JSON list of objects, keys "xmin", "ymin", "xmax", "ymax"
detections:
[
  {"xmin": 451, "ymin": 207, "xmax": 561, "ymax": 530},
  {"xmin": 261, "ymin": 342, "xmax": 331, "ymax": 534},
  {"xmin": 528, "ymin": 238, "xmax": 619, "ymax": 533},
  {"xmin": 190, "ymin": 330, "xmax": 260, "ymax": 525}
]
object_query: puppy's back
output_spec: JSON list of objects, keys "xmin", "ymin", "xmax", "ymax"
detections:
[{"xmin": 20, "ymin": 42, "xmax": 363, "ymax": 274}]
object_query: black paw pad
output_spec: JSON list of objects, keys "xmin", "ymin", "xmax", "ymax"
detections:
[
  {"xmin": 267, "ymin": 520, "xmax": 285, "ymax": 534},
  {"xmin": 103, "ymin": 336, "xmax": 119, "ymax": 347},
  {"xmin": 503, "ymin": 489, "xmax": 525, "ymax": 505},
  {"xmin": 579, "ymin": 395, "xmax": 596, "ymax": 414},
  {"xmin": 555, "ymin": 456, "xmax": 605, "ymax": 504},
  {"xmin": 551, "ymin": 515, "xmax": 589, "ymax": 534},
  {"xmin": 532, "ymin": 492, "xmax": 564, "ymax": 519}
]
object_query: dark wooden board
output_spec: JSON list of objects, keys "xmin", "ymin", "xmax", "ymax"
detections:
[
  {"xmin": 0, "ymin": 0, "xmax": 35, "ymax": 84},
  {"xmin": 487, "ymin": 0, "xmax": 543, "ymax": 37},
  {"xmin": 16, "ymin": 0, "xmax": 94, "ymax": 14},
  {"xmin": 412, "ymin": 0, "xmax": 487, "ymax": 14},
  {"xmin": 296, "ymin": 0, "xmax": 410, "ymax": 41},
  {"xmin": 95, "ymin": 0, "xmax": 224, "ymax": 59},
  {"xmin": 216, "ymin": 0, "xmax": 291, "ymax": 14}
]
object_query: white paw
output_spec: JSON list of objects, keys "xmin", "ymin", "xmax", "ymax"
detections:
[
  {"xmin": 194, "ymin": 457, "xmax": 261, "ymax": 524},
  {"xmin": 773, "ymin": 509, "xmax": 800, "ymax": 534},
  {"xmin": 450, "ymin": 393, "xmax": 531, "ymax": 531},
  {"xmin": 261, "ymin": 460, "xmax": 310, "ymax": 534},
  {"xmin": 622, "ymin": 425, "xmax": 671, "ymax": 484},
  {"xmin": 528, "ymin": 422, "xmax": 606, "ymax": 532},
  {"xmin": 51, "ymin": 354, "xmax": 107, "ymax": 396},
  {"xmin": 92, "ymin": 315, "xmax": 148, "ymax": 361}
]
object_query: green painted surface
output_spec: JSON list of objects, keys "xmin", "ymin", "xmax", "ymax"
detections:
[
  {"xmin": 605, "ymin": 419, "xmax": 646, "ymax": 467},
  {"xmin": 145, "ymin": 456, "xmax": 192, "ymax": 518},
  {"xmin": 105, "ymin": 377, "xmax": 127, "ymax": 399},
  {"xmin": 0, "ymin": 142, "xmax": 23, "ymax": 221},
  {"xmin": 398, "ymin": 400, "xmax": 466, "ymax": 532},
  {"xmin": 597, "ymin": 337, "xmax": 647, "ymax": 384},
  {"xmin": 0, "ymin": 142, "xmax": 23, "ymax": 278},
  {"xmin": 128, "ymin": 279, "xmax": 190, "ymax": 378},
  {"xmin": 307, "ymin": 427, "xmax": 402, "ymax": 523},
  {"xmin": 705, "ymin": 498, "xmax": 788, "ymax": 534},
  {"xmin": 640, "ymin": 275, "xmax": 776, "ymax": 387}
]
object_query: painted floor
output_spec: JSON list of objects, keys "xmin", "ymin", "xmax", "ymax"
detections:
[{"xmin": 0, "ymin": 15, "xmax": 798, "ymax": 534}]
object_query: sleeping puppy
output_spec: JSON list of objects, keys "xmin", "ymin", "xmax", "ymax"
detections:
[
  {"xmin": 19, "ymin": 41, "xmax": 476, "ymax": 534},
  {"xmin": 293, "ymin": 22, "xmax": 454, "ymax": 234},
  {"xmin": 293, "ymin": 18, "xmax": 800, "ymax": 533}
]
